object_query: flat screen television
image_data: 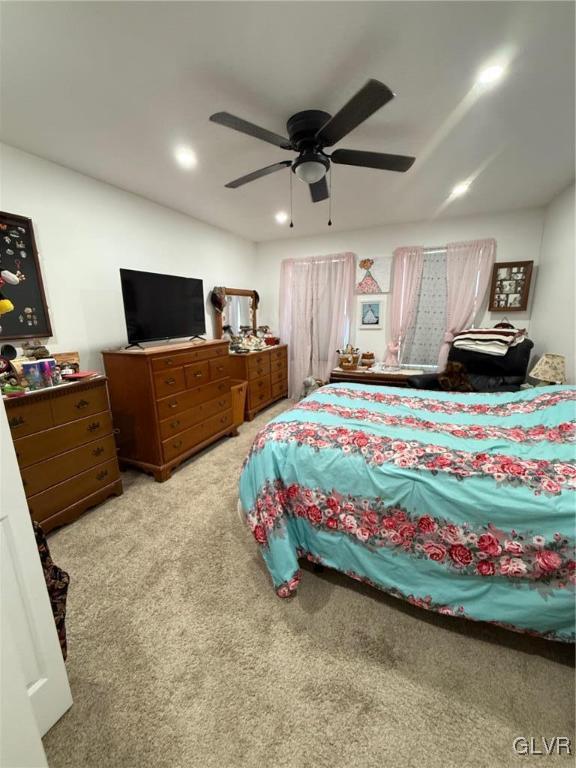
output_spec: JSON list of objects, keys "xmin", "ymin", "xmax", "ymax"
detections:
[{"xmin": 120, "ymin": 268, "xmax": 205, "ymax": 344}]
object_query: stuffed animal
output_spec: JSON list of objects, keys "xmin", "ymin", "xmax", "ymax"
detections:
[{"xmin": 301, "ymin": 376, "xmax": 324, "ymax": 399}]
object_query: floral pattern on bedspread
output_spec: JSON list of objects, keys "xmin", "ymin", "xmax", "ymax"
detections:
[
  {"xmin": 295, "ymin": 399, "xmax": 576, "ymax": 444},
  {"xmin": 239, "ymin": 383, "xmax": 576, "ymax": 641},
  {"xmin": 247, "ymin": 481, "xmax": 575, "ymax": 590},
  {"xmin": 321, "ymin": 386, "xmax": 576, "ymax": 416},
  {"xmin": 247, "ymin": 421, "xmax": 576, "ymax": 496}
]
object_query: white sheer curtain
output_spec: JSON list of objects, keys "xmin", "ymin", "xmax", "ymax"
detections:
[
  {"xmin": 437, "ymin": 238, "xmax": 496, "ymax": 368},
  {"xmin": 279, "ymin": 252, "xmax": 355, "ymax": 399}
]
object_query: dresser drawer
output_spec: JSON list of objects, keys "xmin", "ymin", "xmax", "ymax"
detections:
[
  {"xmin": 151, "ymin": 351, "xmax": 196, "ymax": 372},
  {"xmin": 51, "ymin": 383, "xmax": 109, "ymax": 425},
  {"xmin": 247, "ymin": 357, "xmax": 270, "ymax": 380},
  {"xmin": 21, "ymin": 435, "xmax": 117, "ymax": 497},
  {"xmin": 14, "ymin": 411, "xmax": 113, "ymax": 468},
  {"xmin": 270, "ymin": 366, "xmax": 287, "ymax": 384},
  {"xmin": 5, "ymin": 399, "xmax": 53, "ymax": 437},
  {"xmin": 151, "ymin": 344, "xmax": 229, "ymax": 372},
  {"xmin": 162, "ymin": 424, "xmax": 204, "ymax": 463},
  {"xmin": 159, "ymin": 408, "xmax": 200, "ymax": 440},
  {"xmin": 247, "ymin": 352, "xmax": 270, "ymax": 370},
  {"xmin": 153, "ymin": 368, "xmax": 186, "ymax": 399},
  {"xmin": 184, "ymin": 361, "xmax": 210, "ymax": 388},
  {"xmin": 27, "ymin": 458, "xmax": 120, "ymax": 523},
  {"xmin": 247, "ymin": 376, "xmax": 271, "ymax": 409},
  {"xmin": 203, "ymin": 408, "xmax": 233, "ymax": 438},
  {"xmin": 156, "ymin": 378, "xmax": 230, "ymax": 420},
  {"xmin": 270, "ymin": 357, "xmax": 287, "ymax": 374},
  {"xmin": 269, "ymin": 346, "xmax": 287, "ymax": 363},
  {"xmin": 209, "ymin": 358, "xmax": 231, "ymax": 382},
  {"xmin": 271, "ymin": 379, "xmax": 287, "ymax": 399}
]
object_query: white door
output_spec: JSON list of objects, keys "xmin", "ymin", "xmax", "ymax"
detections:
[{"xmin": 0, "ymin": 402, "xmax": 72, "ymax": 760}]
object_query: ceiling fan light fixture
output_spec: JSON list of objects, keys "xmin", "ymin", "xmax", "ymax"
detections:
[{"xmin": 293, "ymin": 153, "xmax": 329, "ymax": 184}]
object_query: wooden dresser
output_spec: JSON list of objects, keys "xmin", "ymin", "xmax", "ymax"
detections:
[
  {"xmin": 102, "ymin": 340, "xmax": 237, "ymax": 482},
  {"xmin": 228, "ymin": 345, "xmax": 288, "ymax": 420},
  {"xmin": 4, "ymin": 377, "xmax": 123, "ymax": 533}
]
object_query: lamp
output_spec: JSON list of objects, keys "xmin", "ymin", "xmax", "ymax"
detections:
[
  {"xmin": 293, "ymin": 153, "xmax": 329, "ymax": 184},
  {"xmin": 529, "ymin": 354, "xmax": 566, "ymax": 385}
]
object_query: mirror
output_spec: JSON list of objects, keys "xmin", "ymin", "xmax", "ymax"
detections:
[
  {"xmin": 212, "ymin": 287, "xmax": 258, "ymax": 339},
  {"xmin": 223, "ymin": 294, "xmax": 253, "ymax": 335}
]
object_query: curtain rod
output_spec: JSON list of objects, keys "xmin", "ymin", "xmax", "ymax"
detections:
[{"xmin": 423, "ymin": 247, "xmax": 447, "ymax": 255}]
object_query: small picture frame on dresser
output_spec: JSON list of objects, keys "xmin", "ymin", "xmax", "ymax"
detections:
[{"xmin": 488, "ymin": 260, "xmax": 533, "ymax": 312}]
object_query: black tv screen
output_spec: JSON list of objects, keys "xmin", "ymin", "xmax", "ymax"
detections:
[{"xmin": 120, "ymin": 268, "xmax": 205, "ymax": 344}]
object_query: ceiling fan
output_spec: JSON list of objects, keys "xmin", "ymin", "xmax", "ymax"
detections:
[{"xmin": 210, "ymin": 79, "xmax": 415, "ymax": 203}]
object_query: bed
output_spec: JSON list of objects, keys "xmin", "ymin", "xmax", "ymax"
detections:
[{"xmin": 239, "ymin": 383, "xmax": 576, "ymax": 641}]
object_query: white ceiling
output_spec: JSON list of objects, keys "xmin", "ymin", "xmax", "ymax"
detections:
[{"xmin": 1, "ymin": 2, "xmax": 574, "ymax": 242}]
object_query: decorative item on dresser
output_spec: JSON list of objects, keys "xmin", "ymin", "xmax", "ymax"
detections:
[
  {"xmin": 228, "ymin": 345, "xmax": 288, "ymax": 420},
  {"xmin": 4, "ymin": 377, "xmax": 123, "ymax": 532},
  {"xmin": 102, "ymin": 340, "xmax": 237, "ymax": 482}
]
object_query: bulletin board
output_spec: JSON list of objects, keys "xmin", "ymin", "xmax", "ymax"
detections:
[{"xmin": 0, "ymin": 211, "xmax": 52, "ymax": 340}]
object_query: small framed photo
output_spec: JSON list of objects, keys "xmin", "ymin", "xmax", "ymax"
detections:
[
  {"xmin": 359, "ymin": 300, "xmax": 382, "ymax": 330},
  {"xmin": 489, "ymin": 260, "xmax": 533, "ymax": 312}
]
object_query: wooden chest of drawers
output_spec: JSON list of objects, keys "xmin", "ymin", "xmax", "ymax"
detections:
[
  {"xmin": 102, "ymin": 340, "xmax": 237, "ymax": 482},
  {"xmin": 4, "ymin": 377, "xmax": 123, "ymax": 532},
  {"xmin": 228, "ymin": 345, "xmax": 288, "ymax": 420}
]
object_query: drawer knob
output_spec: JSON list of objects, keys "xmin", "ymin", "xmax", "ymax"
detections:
[
  {"xmin": 194, "ymin": 372, "xmax": 203, "ymax": 378},
  {"xmin": 92, "ymin": 446, "xmax": 104, "ymax": 457},
  {"xmin": 87, "ymin": 421, "xmax": 101, "ymax": 432},
  {"xmin": 170, "ymin": 419, "xmax": 181, "ymax": 428},
  {"xmin": 9, "ymin": 415, "xmax": 25, "ymax": 428},
  {"xmin": 165, "ymin": 377, "xmax": 176, "ymax": 385},
  {"xmin": 173, "ymin": 439, "xmax": 183, "ymax": 449},
  {"xmin": 218, "ymin": 400, "xmax": 225, "ymax": 406},
  {"xmin": 169, "ymin": 401, "xmax": 178, "ymax": 409},
  {"xmin": 96, "ymin": 469, "xmax": 108, "ymax": 481},
  {"xmin": 166, "ymin": 358, "xmax": 174, "ymax": 366},
  {"xmin": 75, "ymin": 399, "xmax": 90, "ymax": 410}
]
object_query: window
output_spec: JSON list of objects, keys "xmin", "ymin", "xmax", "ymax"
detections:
[{"xmin": 402, "ymin": 249, "xmax": 447, "ymax": 367}]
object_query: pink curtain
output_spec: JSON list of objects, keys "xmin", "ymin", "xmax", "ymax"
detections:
[
  {"xmin": 437, "ymin": 238, "xmax": 496, "ymax": 369},
  {"xmin": 279, "ymin": 252, "xmax": 355, "ymax": 398},
  {"xmin": 384, "ymin": 246, "xmax": 424, "ymax": 366}
]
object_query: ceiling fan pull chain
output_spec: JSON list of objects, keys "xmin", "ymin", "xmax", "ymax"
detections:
[
  {"xmin": 289, "ymin": 170, "xmax": 294, "ymax": 228},
  {"xmin": 328, "ymin": 166, "xmax": 333, "ymax": 227}
]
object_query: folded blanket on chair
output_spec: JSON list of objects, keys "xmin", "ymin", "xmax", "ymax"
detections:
[{"xmin": 452, "ymin": 327, "xmax": 526, "ymax": 356}]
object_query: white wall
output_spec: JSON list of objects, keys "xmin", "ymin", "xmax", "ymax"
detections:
[
  {"xmin": 529, "ymin": 184, "xmax": 575, "ymax": 383},
  {"xmin": 256, "ymin": 208, "xmax": 545, "ymax": 362},
  {"xmin": 0, "ymin": 144, "xmax": 257, "ymax": 370}
]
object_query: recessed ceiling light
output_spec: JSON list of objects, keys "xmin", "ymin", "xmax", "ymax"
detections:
[
  {"xmin": 275, "ymin": 211, "xmax": 288, "ymax": 224},
  {"xmin": 174, "ymin": 145, "xmax": 197, "ymax": 169},
  {"xmin": 476, "ymin": 64, "xmax": 505, "ymax": 87},
  {"xmin": 451, "ymin": 181, "xmax": 471, "ymax": 197}
]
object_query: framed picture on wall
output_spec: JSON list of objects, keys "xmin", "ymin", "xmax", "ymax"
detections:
[
  {"xmin": 359, "ymin": 300, "xmax": 382, "ymax": 330},
  {"xmin": 488, "ymin": 260, "xmax": 533, "ymax": 312},
  {"xmin": 0, "ymin": 211, "xmax": 52, "ymax": 340},
  {"xmin": 355, "ymin": 256, "xmax": 392, "ymax": 294}
]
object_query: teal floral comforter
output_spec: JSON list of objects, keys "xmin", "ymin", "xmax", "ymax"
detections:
[{"xmin": 239, "ymin": 384, "xmax": 576, "ymax": 641}]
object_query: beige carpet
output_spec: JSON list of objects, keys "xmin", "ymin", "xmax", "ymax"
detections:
[{"xmin": 44, "ymin": 401, "xmax": 574, "ymax": 768}]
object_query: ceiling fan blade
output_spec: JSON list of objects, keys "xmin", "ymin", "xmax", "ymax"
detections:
[
  {"xmin": 210, "ymin": 112, "xmax": 292, "ymax": 149},
  {"xmin": 315, "ymin": 80, "xmax": 394, "ymax": 147},
  {"xmin": 331, "ymin": 149, "xmax": 415, "ymax": 172},
  {"xmin": 224, "ymin": 161, "xmax": 292, "ymax": 189},
  {"xmin": 309, "ymin": 176, "xmax": 329, "ymax": 203}
]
